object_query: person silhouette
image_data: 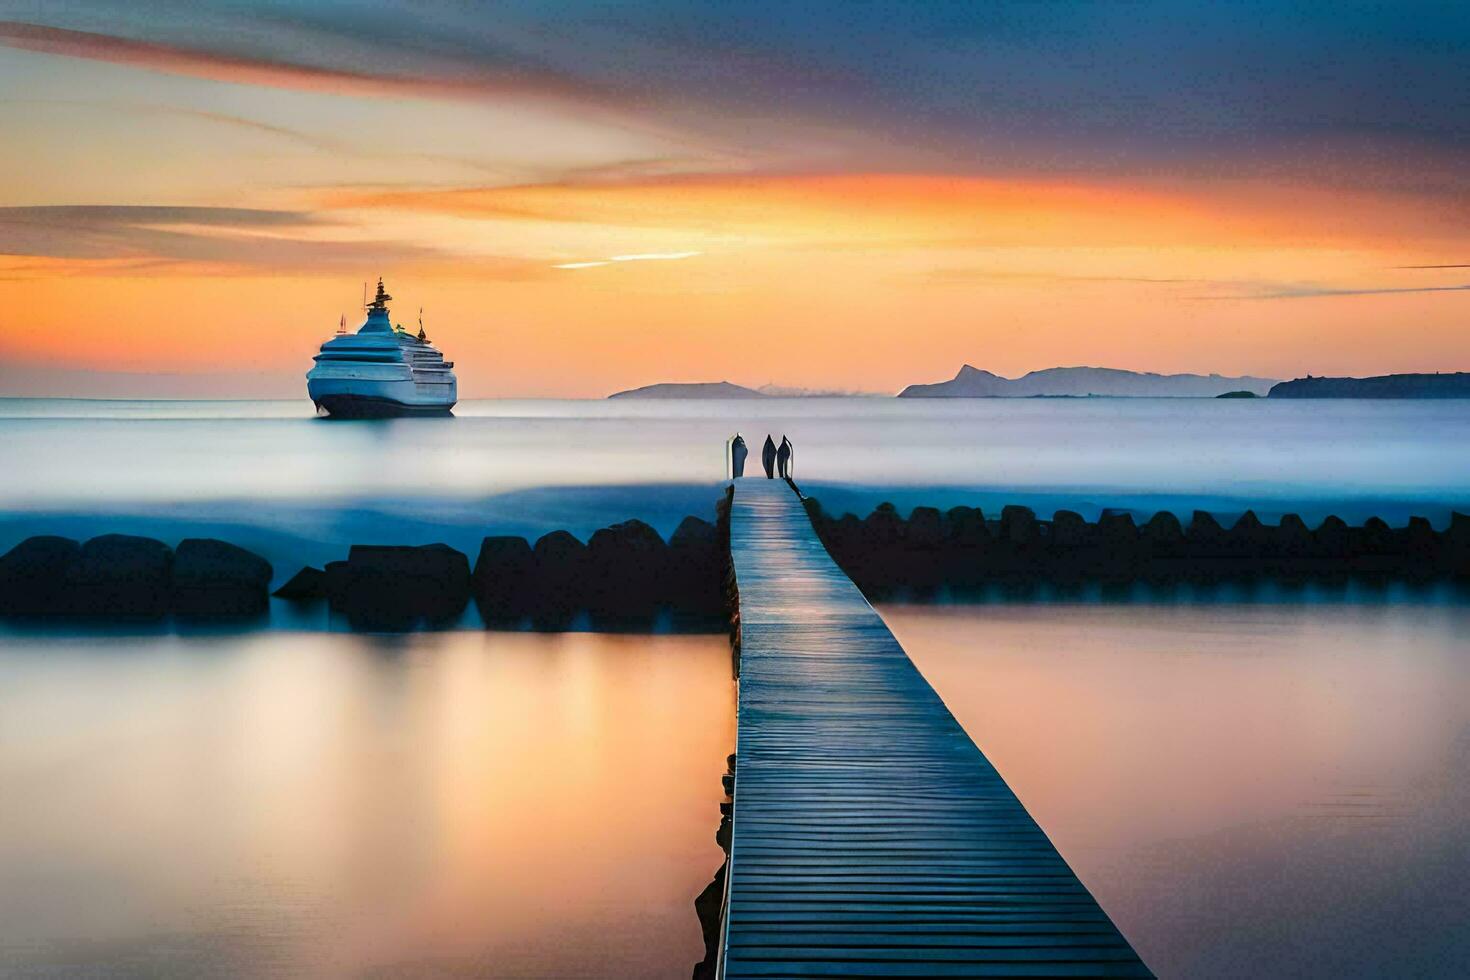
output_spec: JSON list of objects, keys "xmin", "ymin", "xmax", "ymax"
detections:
[
  {"xmin": 777, "ymin": 435, "xmax": 793, "ymax": 479},
  {"xmin": 762, "ymin": 435, "xmax": 777, "ymax": 479},
  {"xmin": 729, "ymin": 433, "xmax": 748, "ymax": 478}
]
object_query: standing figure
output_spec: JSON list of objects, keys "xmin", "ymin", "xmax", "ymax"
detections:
[
  {"xmin": 762, "ymin": 435, "xmax": 777, "ymax": 479},
  {"xmin": 729, "ymin": 433, "xmax": 748, "ymax": 478},
  {"xmin": 777, "ymin": 436, "xmax": 793, "ymax": 479}
]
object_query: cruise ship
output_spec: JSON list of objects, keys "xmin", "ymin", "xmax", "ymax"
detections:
[{"xmin": 307, "ymin": 279, "xmax": 457, "ymax": 417}]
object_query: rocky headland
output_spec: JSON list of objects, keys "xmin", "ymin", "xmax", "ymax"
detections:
[
  {"xmin": 1268, "ymin": 372, "xmax": 1470, "ymax": 398},
  {"xmin": 607, "ymin": 380, "xmax": 763, "ymax": 399},
  {"xmin": 900, "ymin": 365, "xmax": 1280, "ymax": 398}
]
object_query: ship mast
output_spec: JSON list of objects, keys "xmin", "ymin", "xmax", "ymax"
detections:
[{"xmin": 368, "ymin": 277, "xmax": 392, "ymax": 311}]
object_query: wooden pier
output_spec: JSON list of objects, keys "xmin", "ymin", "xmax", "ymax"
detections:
[{"xmin": 719, "ymin": 478, "xmax": 1149, "ymax": 978}]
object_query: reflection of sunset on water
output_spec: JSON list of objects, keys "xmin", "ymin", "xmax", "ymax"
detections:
[
  {"xmin": 883, "ymin": 600, "xmax": 1470, "ymax": 979},
  {"xmin": 0, "ymin": 630, "xmax": 736, "ymax": 977}
]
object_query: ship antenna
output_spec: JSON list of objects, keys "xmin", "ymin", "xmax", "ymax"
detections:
[
  {"xmin": 338, "ymin": 314, "xmax": 346, "ymax": 335},
  {"xmin": 418, "ymin": 306, "xmax": 427, "ymax": 342},
  {"xmin": 362, "ymin": 281, "xmax": 367, "ymax": 310}
]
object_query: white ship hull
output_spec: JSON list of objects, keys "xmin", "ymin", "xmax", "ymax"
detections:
[{"xmin": 306, "ymin": 280, "xmax": 458, "ymax": 418}]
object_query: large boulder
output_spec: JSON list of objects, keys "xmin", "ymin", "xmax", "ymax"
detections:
[
  {"xmin": 274, "ymin": 566, "xmax": 326, "ymax": 599},
  {"xmin": 73, "ymin": 534, "xmax": 174, "ymax": 619},
  {"xmin": 669, "ymin": 516, "xmax": 723, "ymax": 614},
  {"xmin": 1098, "ymin": 512, "xmax": 1138, "ymax": 547},
  {"xmin": 0, "ymin": 536, "xmax": 81, "ymax": 616},
  {"xmin": 172, "ymin": 538, "xmax": 272, "ymax": 619},
  {"xmin": 1050, "ymin": 510, "xmax": 1091, "ymax": 549},
  {"xmin": 1277, "ymin": 514, "xmax": 1313, "ymax": 560},
  {"xmin": 533, "ymin": 530, "xmax": 590, "ymax": 613},
  {"xmin": 332, "ymin": 544, "xmax": 471, "ymax": 628},
  {"xmin": 861, "ymin": 503, "xmax": 905, "ymax": 552},
  {"xmin": 586, "ymin": 520, "xmax": 670, "ymax": 613},
  {"xmin": 472, "ymin": 536, "xmax": 535, "ymax": 616},
  {"xmin": 323, "ymin": 560, "xmax": 352, "ymax": 603},
  {"xmin": 1228, "ymin": 510, "xmax": 1271, "ymax": 557},
  {"xmin": 1186, "ymin": 511, "xmax": 1227, "ymax": 556},
  {"xmin": 1448, "ymin": 512, "xmax": 1470, "ymax": 575},
  {"xmin": 1140, "ymin": 512, "xmax": 1184, "ymax": 553},
  {"xmin": 905, "ymin": 507, "xmax": 944, "ymax": 550},
  {"xmin": 1400, "ymin": 516, "xmax": 1439, "ymax": 565},
  {"xmin": 1359, "ymin": 517, "xmax": 1395, "ymax": 556},
  {"xmin": 999, "ymin": 505, "xmax": 1039, "ymax": 547},
  {"xmin": 1314, "ymin": 515, "xmax": 1351, "ymax": 559},
  {"xmin": 671, "ymin": 515, "xmax": 718, "ymax": 555},
  {"xmin": 943, "ymin": 506, "xmax": 988, "ymax": 549},
  {"xmin": 824, "ymin": 513, "xmax": 865, "ymax": 563}
]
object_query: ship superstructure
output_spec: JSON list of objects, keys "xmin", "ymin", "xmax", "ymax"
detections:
[{"xmin": 307, "ymin": 279, "xmax": 457, "ymax": 417}]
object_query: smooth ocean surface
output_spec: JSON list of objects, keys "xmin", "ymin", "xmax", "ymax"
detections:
[
  {"xmin": 1, "ymin": 398, "xmax": 1467, "ymax": 977},
  {"xmin": 0, "ymin": 398, "xmax": 1466, "ymax": 584},
  {"xmin": 882, "ymin": 600, "xmax": 1470, "ymax": 979},
  {"xmin": 0, "ymin": 631, "xmax": 735, "ymax": 979}
]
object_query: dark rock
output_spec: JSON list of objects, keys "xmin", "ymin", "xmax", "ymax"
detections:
[
  {"xmin": 1448, "ymin": 512, "xmax": 1470, "ymax": 575},
  {"xmin": 1314, "ymin": 515, "xmax": 1351, "ymax": 559},
  {"xmin": 671, "ymin": 515, "xmax": 718, "ymax": 553},
  {"xmin": 587, "ymin": 519, "xmax": 670, "ymax": 613},
  {"xmin": 691, "ymin": 862, "xmax": 728, "ymax": 980},
  {"xmin": 1186, "ymin": 511, "xmax": 1227, "ymax": 555},
  {"xmin": 73, "ymin": 534, "xmax": 174, "ymax": 619},
  {"xmin": 943, "ymin": 506, "xmax": 987, "ymax": 548},
  {"xmin": 1360, "ymin": 516, "xmax": 1395, "ymax": 555},
  {"xmin": 0, "ymin": 536, "xmax": 81, "ymax": 615},
  {"xmin": 333, "ymin": 544, "xmax": 471, "ymax": 628},
  {"xmin": 1050, "ymin": 510, "xmax": 1091, "ymax": 549},
  {"xmin": 1096, "ymin": 513, "xmax": 1139, "ymax": 575},
  {"xmin": 472, "ymin": 536, "xmax": 535, "ymax": 615},
  {"xmin": 820, "ymin": 512, "xmax": 864, "ymax": 566},
  {"xmin": 173, "ymin": 538, "xmax": 272, "ymax": 591},
  {"xmin": 172, "ymin": 538, "xmax": 272, "ymax": 618},
  {"xmin": 669, "ymin": 516, "xmax": 723, "ymax": 613},
  {"xmin": 274, "ymin": 566, "xmax": 326, "ymax": 599},
  {"xmin": 1277, "ymin": 514, "xmax": 1313, "ymax": 559},
  {"xmin": 1402, "ymin": 517, "xmax": 1438, "ymax": 563},
  {"xmin": 1449, "ymin": 512, "xmax": 1470, "ymax": 548},
  {"xmin": 1098, "ymin": 512, "xmax": 1138, "ymax": 547},
  {"xmin": 1000, "ymin": 505, "xmax": 1039, "ymax": 547},
  {"xmin": 1140, "ymin": 512, "xmax": 1184, "ymax": 551},
  {"xmin": 533, "ymin": 530, "xmax": 589, "ymax": 612},
  {"xmin": 1229, "ymin": 510, "xmax": 1270, "ymax": 556},
  {"xmin": 323, "ymin": 560, "xmax": 351, "ymax": 603},
  {"xmin": 906, "ymin": 507, "xmax": 944, "ymax": 550},
  {"xmin": 862, "ymin": 503, "xmax": 904, "ymax": 551}
]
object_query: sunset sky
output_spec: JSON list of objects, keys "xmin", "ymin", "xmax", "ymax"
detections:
[{"xmin": 1, "ymin": 1, "xmax": 1467, "ymax": 397}]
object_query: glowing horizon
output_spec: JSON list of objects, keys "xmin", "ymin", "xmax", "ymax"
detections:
[{"xmin": 1, "ymin": 3, "xmax": 1467, "ymax": 398}]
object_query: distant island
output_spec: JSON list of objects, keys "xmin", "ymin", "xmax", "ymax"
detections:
[
  {"xmin": 608, "ymin": 381, "xmax": 764, "ymax": 399},
  {"xmin": 1268, "ymin": 373, "xmax": 1470, "ymax": 399},
  {"xmin": 604, "ymin": 368, "xmax": 1470, "ymax": 401},
  {"xmin": 899, "ymin": 365, "xmax": 1280, "ymax": 398},
  {"xmin": 607, "ymin": 381, "xmax": 878, "ymax": 399}
]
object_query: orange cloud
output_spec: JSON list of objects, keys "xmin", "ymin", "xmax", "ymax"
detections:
[{"xmin": 325, "ymin": 172, "xmax": 1470, "ymax": 253}]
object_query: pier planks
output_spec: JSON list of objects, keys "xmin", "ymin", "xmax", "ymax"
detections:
[{"xmin": 721, "ymin": 478, "xmax": 1149, "ymax": 978}]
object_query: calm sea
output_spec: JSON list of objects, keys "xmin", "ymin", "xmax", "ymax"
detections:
[
  {"xmin": 1, "ymin": 397, "xmax": 1466, "ymax": 581},
  {"xmin": 1, "ymin": 397, "xmax": 1467, "ymax": 977}
]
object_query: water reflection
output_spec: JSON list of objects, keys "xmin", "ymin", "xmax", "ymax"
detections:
[
  {"xmin": 880, "ymin": 601, "xmax": 1470, "ymax": 979},
  {"xmin": 0, "ymin": 631, "xmax": 736, "ymax": 978}
]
